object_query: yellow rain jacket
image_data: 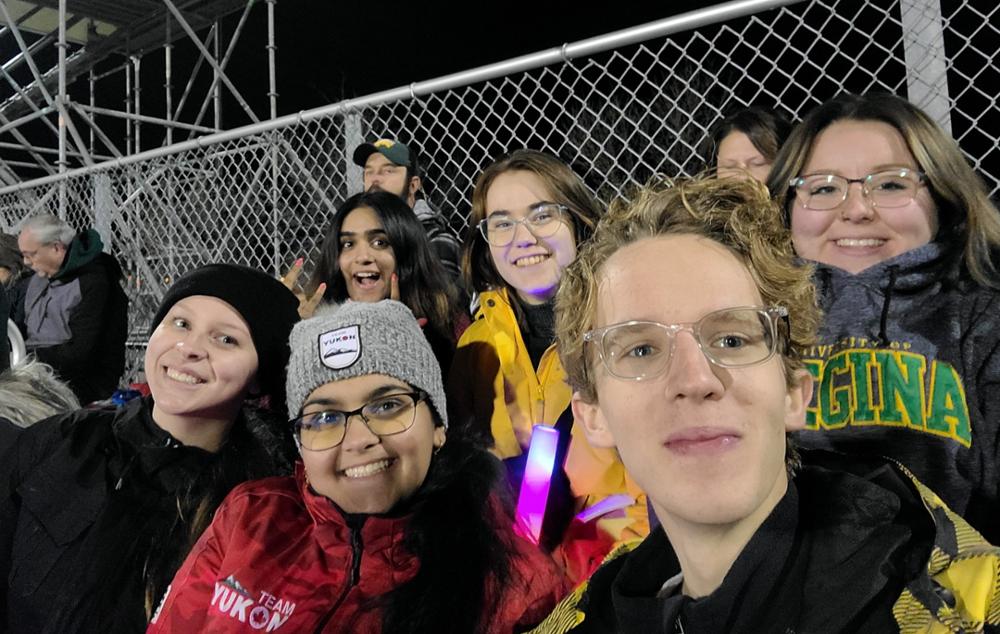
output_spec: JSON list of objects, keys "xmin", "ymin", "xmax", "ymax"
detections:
[{"xmin": 448, "ymin": 289, "xmax": 648, "ymax": 544}]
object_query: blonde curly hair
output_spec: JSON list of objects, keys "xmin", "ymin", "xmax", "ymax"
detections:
[{"xmin": 555, "ymin": 175, "xmax": 820, "ymax": 404}]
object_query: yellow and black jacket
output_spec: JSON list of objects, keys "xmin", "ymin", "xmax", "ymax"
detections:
[
  {"xmin": 448, "ymin": 288, "xmax": 648, "ymax": 548},
  {"xmin": 532, "ymin": 450, "xmax": 1000, "ymax": 634}
]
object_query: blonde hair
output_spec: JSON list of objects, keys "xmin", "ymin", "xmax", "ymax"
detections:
[
  {"xmin": 555, "ymin": 175, "xmax": 819, "ymax": 404},
  {"xmin": 767, "ymin": 92, "xmax": 1000, "ymax": 287}
]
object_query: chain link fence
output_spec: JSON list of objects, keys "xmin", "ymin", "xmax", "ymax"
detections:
[{"xmin": 0, "ymin": 0, "xmax": 996, "ymax": 382}]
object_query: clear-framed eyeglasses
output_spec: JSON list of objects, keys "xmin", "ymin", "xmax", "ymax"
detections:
[
  {"xmin": 788, "ymin": 168, "xmax": 926, "ymax": 211},
  {"xmin": 477, "ymin": 203, "xmax": 570, "ymax": 247},
  {"xmin": 583, "ymin": 306, "xmax": 789, "ymax": 381},
  {"xmin": 290, "ymin": 390, "xmax": 428, "ymax": 451}
]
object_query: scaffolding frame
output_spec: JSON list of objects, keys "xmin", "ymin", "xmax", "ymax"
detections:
[{"xmin": 0, "ymin": 0, "xmax": 276, "ymax": 214}]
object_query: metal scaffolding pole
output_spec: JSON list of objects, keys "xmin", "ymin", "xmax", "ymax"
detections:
[
  {"xmin": 164, "ymin": 16, "xmax": 175, "ymax": 283},
  {"xmin": 0, "ymin": 0, "xmax": 822, "ymax": 200},
  {"xmin": 267, "ymin": 0, "xmax": 277, "ymax": 120},
  {"xmin": 0, "ymin": 106, "xmax": 55, "ymax": 137},
  {"xmin": 0, "ymin": 2, "xmax": 56, "ymax": 107},
  {"xmin": 132, "ymin": 55, "xmax": 142, "ymax": 151},
  {"xmin": 69, "ymin": 103, "xmax": 123, "ymax": 159},
  {"xmin": 94, "ymin": 62, "xmax": 130, "ymax": 82},
  {"xmin": 188, "ymin": 1, "xmax": 256, "ymax": 138},
  {"xmin": 0, "ymin": 67, "xmax": 61, "ymax": 137},
  {"xmin": 1, "ymin": 14, "xmax": 82, "ymax": 77},
  {"xmin": 58, "ymin": 0, "xmax": 67, "ymax": 217},
  {"xmin": 0, "ymin": 139, "xmax": 113, "ymax": 162},
  {"xmin": 88, "ymin": 68, "xmax": 95, "ymax": 153},
  {"xmin": 213, "ymin": 22, "xmax": 221, "ymax": 130},
  {"xmin": 77, "ymin": 104, "xmax": 217, "ymax": 134},
  {"xmin": 0, "ymin": 111, "xmax": 58, "ymax": 176},
  {"xmin": 165, "ymin": 18, "xmax": 173, "ymax": 146},
  {"xmin": 125, "ymin": 57, "xmax": 133, "ymax": 155},
  {"xmin": 901, "ymin": 0, "xmax": 952, "ymax": 133},
  {"xmin": 171, "ymin": 24, "xmax": 217, "ymax": 122},
  {"xmin": 163, "ymin": 0, "xmax": 259, "ymax": 123},
  {"xmin": 58, "ymin": 103, "xmax": 95, "ymax": 167},
  {"xmin": 267, "ymin": 0, "xmax": 279, "ymax": 274}
]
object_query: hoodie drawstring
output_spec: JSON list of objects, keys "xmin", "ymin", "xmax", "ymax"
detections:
[{"xmin": 875, "ymin": 266, "xmax": 898, "ymax": 347}]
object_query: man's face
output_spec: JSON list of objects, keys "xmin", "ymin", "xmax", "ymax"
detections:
[
  {"xmin": 572, "ymin": 234, "xmax": 812, "ymax": 534},
  {"xmin": 363, "ymin": 152, "xmax": 418, "ymax": 207},
  {"xmin": 18, "ymin": 229, "xmax": 65, "ymax": 278}
]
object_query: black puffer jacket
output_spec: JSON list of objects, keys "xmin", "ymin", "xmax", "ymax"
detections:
[{"xmin": 0, "ymin": 396, "xmax": 294, "ymax": 634}]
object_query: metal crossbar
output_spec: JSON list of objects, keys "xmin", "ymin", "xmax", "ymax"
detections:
[{"xmin": 0, "ymin": 0, "xmax": 996, "ymax": 383}]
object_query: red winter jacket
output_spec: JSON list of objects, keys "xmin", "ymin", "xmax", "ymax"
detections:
[{"xmin": 148, "ymin": 464, "xmax": 568, "ymax": 633}]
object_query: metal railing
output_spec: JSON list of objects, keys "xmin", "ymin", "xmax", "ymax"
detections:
[{"xmin": 0, "ymin": 0, "xmax": 995, "ymax": 382}]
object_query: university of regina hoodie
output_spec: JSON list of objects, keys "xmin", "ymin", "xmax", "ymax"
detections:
[{"xmin": 795, "ymin": 241, "xmax": 1000, "ymax": 543}]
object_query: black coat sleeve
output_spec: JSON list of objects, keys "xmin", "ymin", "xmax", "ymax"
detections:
[{"xmin": 0, "ymin": 285, "xmax": 10, "ymax": 373}]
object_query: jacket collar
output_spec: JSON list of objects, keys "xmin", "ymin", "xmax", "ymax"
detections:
[
  {"xmin": 108, "ymin": 396, "xmax": 218, "ymax": 496},
  {"xmin": 580, "ymin": 451, "xmax": 935, "ymax": 632},
  {"xmin": 811, "ymin": 241, "xmax": 958, "ymax": 295},
  {"xmin": 295, "ymin": 462, "xmax": 412, "ymax": 558}
]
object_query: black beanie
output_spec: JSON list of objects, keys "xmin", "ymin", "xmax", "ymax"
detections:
[{"xmin": 150, "ymin": 264, "xmax": 300, "ymax": 408}]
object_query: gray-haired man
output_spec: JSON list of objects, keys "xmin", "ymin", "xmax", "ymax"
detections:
[{"xmin": 17, "ymin": 214, "xmax": 127, "ymax": 403}]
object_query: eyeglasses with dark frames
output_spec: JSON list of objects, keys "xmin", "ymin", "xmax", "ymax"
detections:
[{"xmin": 291, "ymin": 390, "xmax": 428, "ymax": 451}]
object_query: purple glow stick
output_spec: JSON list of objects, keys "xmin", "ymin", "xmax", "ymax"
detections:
[{"xmin": 515, "ymin": 424, "xmax": 560, "ymax": 545}]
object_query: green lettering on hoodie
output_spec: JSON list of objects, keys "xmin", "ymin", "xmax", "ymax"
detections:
[
  {"xmin": 804, "ymin": 348, "xmax": 971, "ymax": 447},
  {"xmin": 876, "ymin": 350, "xmax": 926, "ymax": 429}
]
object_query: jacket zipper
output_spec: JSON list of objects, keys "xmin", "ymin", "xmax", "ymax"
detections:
[
  {"xmin": 313, "ymin": 519, "xmax": 364, "ymax": 633},
  {"xmin": 114, "ymin": 437, "xmax": 174, "ymax": 490}
]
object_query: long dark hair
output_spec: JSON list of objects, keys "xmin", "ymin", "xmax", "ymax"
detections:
[
  {"xmin": 311, "ymin": 191, "xmax": 459, "ymax": 344},
  {"xmin": 376, "ymin": 420, "xmax": 519, "ymax": 634},
  {"xmin": 90, "ymin": 402, "xmax": 294, "ymax": 626}
]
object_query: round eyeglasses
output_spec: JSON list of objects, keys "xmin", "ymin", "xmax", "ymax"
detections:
[
  {"xmin": 477, "ymin": 203, "xmax": 570, "ymax": 247},
  {"xmin": 583, "ymin": 306, "xmax": 788, "ymax": 381},
  {"xmin": 788, "ymin": 168, "xmax": 926, "ymax": 211},
  {"xmin": 291, "ymin": 390, "xmax": 428, "ymax": 451}
]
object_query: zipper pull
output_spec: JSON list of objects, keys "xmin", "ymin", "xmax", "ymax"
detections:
[{"xmin": 535, "ymin": 384, "xmax": 545, "ymax": 422}]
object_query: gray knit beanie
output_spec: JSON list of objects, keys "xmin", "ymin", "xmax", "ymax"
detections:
[{"xmin": 285, "ymin": 300, "xmax": 447, "ymax": 428}]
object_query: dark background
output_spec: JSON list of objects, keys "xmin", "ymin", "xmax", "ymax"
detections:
[{"xmin": 82, "ymin": 1, "xmax": 728, "ymax": 149}]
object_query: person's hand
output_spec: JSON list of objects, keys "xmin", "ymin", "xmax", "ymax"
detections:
[
  {"xmin": 280, "ymin": 258, "xmax": 326, "ymax": 319},
  {"xmin": 390, "ymin": 273, "xmax": 427, "ymax": 328}
]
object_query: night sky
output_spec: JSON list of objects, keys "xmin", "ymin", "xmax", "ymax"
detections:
[
  {"xmin": 2, "ymin": 1, "xmax": 727, "ymax": 167},
  {"xmin": 187, "ymin": 1, "xmax": 728, "ymax": 124}
]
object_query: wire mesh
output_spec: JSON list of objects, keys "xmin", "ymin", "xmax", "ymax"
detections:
[{"xmin": 0, "ymin": 0, "xmax": 995, "ymax": 383}]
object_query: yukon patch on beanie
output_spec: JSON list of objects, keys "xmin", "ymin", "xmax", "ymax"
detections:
[
  {"xmin": 151, "ymin": 263, "xmax": 300, "ymax": 405},
  {"xmin": 285, "ymin": 300, "xmax": 447, "ymax": 428}
]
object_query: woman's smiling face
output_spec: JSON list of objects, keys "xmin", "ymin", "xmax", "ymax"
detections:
[
  {"xmin": 485, "ymin": 170, "xmax": 577, "ymax": 305},
  {"xmin": 298, "ymin": 373, "xmax": 445, "ymax": 514},
  {"xmin": 338, "ymin": 206, "xmax": 397, "ymax": 302},
  {"xmin": 790, "ymin": 119, "xmax": 938, "ymax": 273},
  {"xmin": 145, "ymin": 295, "xmax": 259, "ymax": 423}
]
